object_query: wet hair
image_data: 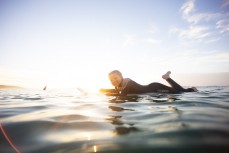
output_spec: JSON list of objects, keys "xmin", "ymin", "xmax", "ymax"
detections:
[{"xmin": 108, "ymin": 70, "xmax": 123, "ymax": 77}]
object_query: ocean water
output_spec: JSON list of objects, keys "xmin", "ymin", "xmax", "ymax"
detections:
[{"xmin": 0, "ymin": 87, "xmax": 229, "ymax": 153}]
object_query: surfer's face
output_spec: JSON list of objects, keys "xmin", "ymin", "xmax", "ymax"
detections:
[{"xmin": 109, "ymin": 73, "xmax": 123, "ymax": 87}]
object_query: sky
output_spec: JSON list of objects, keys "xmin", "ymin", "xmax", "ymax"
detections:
[{"xmin": 0, "ymin": 0, "xmax": 229, "ymax": 90}]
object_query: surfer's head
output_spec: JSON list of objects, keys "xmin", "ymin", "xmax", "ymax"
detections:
[{"xmin": 108, "ymin": 70, "xmax": 123, "ymax": 87}]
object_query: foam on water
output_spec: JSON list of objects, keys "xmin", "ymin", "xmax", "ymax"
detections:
[{"xmin": 0, "ymin": 87, "xmax": 229, "ymax": 153}]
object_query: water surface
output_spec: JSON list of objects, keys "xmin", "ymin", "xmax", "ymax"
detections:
[{"xmin": 0, "ymin": 87, "xmax": 229, "ymax": 153}]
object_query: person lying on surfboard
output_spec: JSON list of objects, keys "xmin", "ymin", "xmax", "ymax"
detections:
[{"xmin": 100, "ymin": 70, "xmax": 197, "ymax": 96}]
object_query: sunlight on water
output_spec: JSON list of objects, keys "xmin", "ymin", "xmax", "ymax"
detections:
[
  {"xmin": 93, "ymin": 145, "xmax": 97, "ymax": 152},
  {"xmin": 42, "ymin": 131, "xmax": 114, "ymax": 143},
  {"xmin": 0, "ymin": 87, "xmax": 229, "ymax": 153}
]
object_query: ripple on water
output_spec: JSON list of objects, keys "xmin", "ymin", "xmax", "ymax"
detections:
[{"xmin": 1, "ymin": 88, "xmax": 229, "ymax": 153}]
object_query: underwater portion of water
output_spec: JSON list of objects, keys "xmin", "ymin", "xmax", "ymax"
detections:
[{"xmin": 0, "ymin": 87, "xmax": 229, "ymax": 153}]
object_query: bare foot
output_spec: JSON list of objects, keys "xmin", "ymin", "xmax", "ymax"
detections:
[
  {"xmin": 162, "ymin": 71, "xmax": 171, "ymax": 80},
  {"xmin": 191, "ymin": 87, "xmax": 198, "ymax": 92}
]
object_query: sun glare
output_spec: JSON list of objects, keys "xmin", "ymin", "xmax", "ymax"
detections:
[
  {"xmin": 19, "ymin": 56, "xmax": 114, "ymax": 90},
  {"xmin": 44, "ymin": 70, "xmax": 111, "ymax": 92}
]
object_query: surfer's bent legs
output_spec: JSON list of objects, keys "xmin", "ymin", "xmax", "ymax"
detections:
[
  {"xmin": 162, "ymin": 71, "xmax": 195, "ymax": 92},
  {"xmin": 166, "ymin": 78, "xmax": 185, "ymax": 91}
]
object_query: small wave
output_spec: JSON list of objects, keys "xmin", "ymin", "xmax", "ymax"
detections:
[{"xmin": 24, "ymin": 97, "xmax": 43, "ymax": 101}]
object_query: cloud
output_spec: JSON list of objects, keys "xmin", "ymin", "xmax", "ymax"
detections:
[
  {"xmin": 170, "ymin": 0, "xmax": 229, "ymax": 43},
  {"xmin": 169, "ymin": 25, "xmax": 211, "ymax": 41},
  {"xmin": 222, "ymin": 0, "xmax": 229, "ymax": 7},
  {"xmin": 181, "ymin": 0, "xmax": 221, "ymax": 24},
  {"xmin": 205, "ymin": 37, "xmax": 221, "ymax": 44},
  {"xmin": 212, "ymin": 52, "xmax": 229, "ymax": 62},
  {"xmin": 185, "ymin": 13, "xmax": 221, "ymax": 24},
  {"xmin": 191, "ymin": 49, "xmax": 229, "ymax": 63},
  {"xmin": 180, "ymin": 26, "xmax": 210, "ymax": 40},
  {"xmin": 191, "ymin": 51, "xmax": 229, "ymax": 69},
  {"xmin": 168, "ymin": 49, "xmax": 229, "ymax": 69},
  {"xmin": 181, "ymin": 0, "xmax": 195, "ymax": 17},
  {"xmin": 216, "ymin": 17, "xmax": 229, "ymax": 33}
]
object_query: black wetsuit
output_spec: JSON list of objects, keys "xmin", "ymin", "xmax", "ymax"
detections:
[{"xmin": 118, "ymin": 78, "xmax": 194, "ymax": 95}]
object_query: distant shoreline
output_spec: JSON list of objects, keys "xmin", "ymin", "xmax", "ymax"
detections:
[{"xmin": 0, "ymin": 85, "xmax": 22, "ymax": 89}]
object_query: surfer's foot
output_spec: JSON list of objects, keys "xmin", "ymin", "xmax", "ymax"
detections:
[
  {"xmin": 162, "ymin": 71, "xmax": 171, "ymax": 80},
  {"xmin": 191, "ymin": 87, "xmax": 198, "ymax": 92}
]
